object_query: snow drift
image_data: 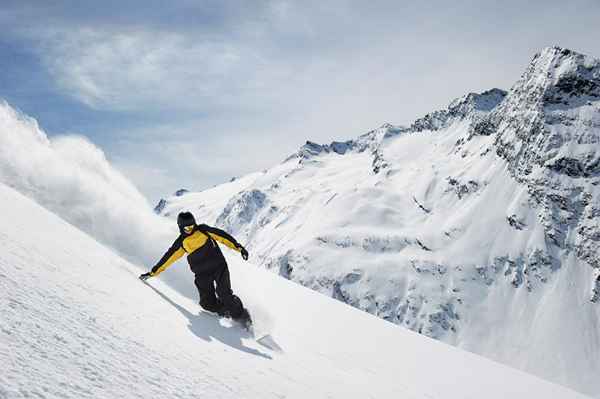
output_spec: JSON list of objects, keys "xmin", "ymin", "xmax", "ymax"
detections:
[{"xmin": 0, "ymin": 102, "xmax": 173, "ymax": 267}]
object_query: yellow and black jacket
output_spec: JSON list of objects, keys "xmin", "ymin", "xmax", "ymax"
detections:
[{"xmin": 150, "ymin": 224, "xmax": 243, "ymax": 276}]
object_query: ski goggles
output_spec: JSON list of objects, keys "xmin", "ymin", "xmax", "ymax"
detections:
[{"xmin": 183, "ymin": 225, "xmax": 195, "ymax": 233}]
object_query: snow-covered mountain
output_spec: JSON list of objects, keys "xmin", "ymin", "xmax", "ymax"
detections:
[
  {"xmin": 155, "ymin": 47, "xmax": 600, "ymax": 396},
  {"xmin": 2, "ymin": 181, "xmax": 589, "ymax": 398},
  {"xmin": 0, "ymin": 45, "xmax": 598, "ymax": 397}
]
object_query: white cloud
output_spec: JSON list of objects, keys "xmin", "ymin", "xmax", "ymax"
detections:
[{"xmin": 38, "ymin": 28, "xmax": 274, "ymax": 111}]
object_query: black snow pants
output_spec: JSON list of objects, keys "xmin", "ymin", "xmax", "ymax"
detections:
[{"xmin": 194, "ymin": 262, "xmax": 244, "ymax": 319}]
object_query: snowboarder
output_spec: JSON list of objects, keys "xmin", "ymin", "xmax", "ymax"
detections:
[{"xmin": 140, "ymin": 212, "xmax": 251, "ymax": 326}]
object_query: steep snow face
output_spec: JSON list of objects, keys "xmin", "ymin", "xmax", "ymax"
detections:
[
  {"xmin": 157, "ymin": 48, "xmax": 600, "ymax": 396},
  {"xmin": 480, "ymin": 47, "xmax": 600, "ymax": 270},
  {"xmin": 1, "ymin": 182, "xmax": 588, "ymax": 399}
]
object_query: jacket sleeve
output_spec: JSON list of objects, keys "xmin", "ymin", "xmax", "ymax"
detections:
[
  {"xmin": 201, "ymin": 224, "xmax": 243, "ymax": 252},
  {"xmin": 150, "ymin": 236, "xmax": 186, "ymax": 276}
]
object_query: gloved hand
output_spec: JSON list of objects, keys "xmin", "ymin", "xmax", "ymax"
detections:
[
  {"xmin": 139, "ymin": 272, "xmax": 153, "ymax": 281},
  {"xmin": 240, "ymin": 247, "xmax": 249, "ymax": 261}
]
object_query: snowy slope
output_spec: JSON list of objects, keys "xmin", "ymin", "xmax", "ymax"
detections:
[
  {"xmin": 0, "ymin": 182, "xmax": 590, "ymax": 399},
  {"xmin": 156, "ymin": 47, "xmax": 600, "ymax": 396}
]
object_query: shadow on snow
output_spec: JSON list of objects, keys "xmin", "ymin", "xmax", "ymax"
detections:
[{"xmin": 144, "ymin": 282, "xmax": 272, "ymax": 360}]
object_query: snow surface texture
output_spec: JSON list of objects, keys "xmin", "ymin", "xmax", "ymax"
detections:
[
  {"xmin": 156, "ymin": 47, "xmax": 600, "ymax": 396},
  {"xmin": 0, "ymin": 182, "xmax": 589, "ymax": 398}
]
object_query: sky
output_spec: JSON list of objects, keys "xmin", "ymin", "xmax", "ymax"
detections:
[{"xmin": 1, "ymin": 0, "xmax": 600, "ymax": 203}]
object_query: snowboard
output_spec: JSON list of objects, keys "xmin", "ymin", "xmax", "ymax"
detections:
[
  {"xmin": 199, "ymin": 308, "xmax": 281, "ymax": 351},
  {"xmin": 200, "ymin": 308, "xmax": 254, "ymax": 335},
  {"xmin": 199, "ymin": 308, "xmax": 280, "ymax": 350}
]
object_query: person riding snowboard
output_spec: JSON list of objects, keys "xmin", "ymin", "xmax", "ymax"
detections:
[{"xmin": 139, "ymin": 211, "xmax": 251, "ymax": 326}]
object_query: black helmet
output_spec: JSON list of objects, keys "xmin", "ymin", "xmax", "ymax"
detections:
[{"xmin": 177, "ymin": 212, "xmax": 196, "ymax": 233}]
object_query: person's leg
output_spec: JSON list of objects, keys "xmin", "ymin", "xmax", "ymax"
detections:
[
  {"xmin": 214, "ymin": 264, "xmax": 245, "ymax": 319},
  {"xmin": 194, "ymin": 272, "xmax": 223, "ymax": 314}
]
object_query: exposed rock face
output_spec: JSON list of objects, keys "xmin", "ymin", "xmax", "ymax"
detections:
[
  {"xmin": 412, "ymin": 88, "xmax": 506, "ymax": 132},
  {"xmin": 289, "ymin": 124, "xmax": 407, "ymax": 162},
  {"xmin": 490, "ymin": 47, "xmax": 600, "ymax": 177},
  {"xmin": 216, "ymin": 189, "xmax": 274, "ymax": 238},
  {"xmin": 475, "ymin": 47, "xmax": 600, "ymax": 271},
  {"xmin": 592, "ymin": 274, "xmax": 600, "ymax": 303},
  {"xmin": 153, "ymin": 198, "xmax": 167, "ymax": 214},
  {"xmin": 154, "ymin": 189, "xmax": 190, "ymax": 215}
]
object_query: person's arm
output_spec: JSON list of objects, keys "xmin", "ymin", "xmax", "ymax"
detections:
[
  {"xmin": 149, "ymin": 236, "xmax": 186, "ymax": 277},
  {"xmin": 200, "ymin": 224, "xmax": 249, "ymax": 260},
  {"xmin": 202, "ymin": 225, "xmax": 241, "ymax": 251}
]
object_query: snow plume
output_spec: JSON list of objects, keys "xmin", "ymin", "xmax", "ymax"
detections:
[{"xmin": 0, "ymin": 101, "xmax": 174, "ymax": 268}]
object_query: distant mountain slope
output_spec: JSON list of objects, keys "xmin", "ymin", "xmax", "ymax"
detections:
[
  {"xmin": 1, "ymin": 181, "xmax": 589, "ymax": 398},
  {"xmin": 156, "ymin": 47, "xmax": 600, "ymax": 396}
]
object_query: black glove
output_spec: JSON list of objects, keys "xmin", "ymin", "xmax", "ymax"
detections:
[
  {"xmin": 139, "ymin": 272, "xmax": 153, "ymax": 281},
  {"xmin": 240, "ymin": 247, "xmax": 249, "ymax": 261}
]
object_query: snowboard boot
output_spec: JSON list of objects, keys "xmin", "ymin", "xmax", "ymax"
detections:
[
  {"xmin": 234, "ymin": 307, "xmax": 253, "ymax": 331},
  {"xmin": 199, "ymin": 300, "xmax": 229, "ymax": 318}
]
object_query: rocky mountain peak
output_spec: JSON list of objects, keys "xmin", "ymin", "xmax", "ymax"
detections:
[
  {"xmin": 286, "ymin": 123, "xmax": 407, "ymax": 162},
  {"xmin": 510, "ymin": 46, "xmax": 600, "ymax": 109},
  {"xmin": 486, "ymin": 47, "xmax": 600, "ymax": 179},
  {"xmin": 448, "ymin": 88, "xmax": 507, "ymax": 114},
  {"xmin": 410, "ymin": 88, "xmax": 506, "ymax": 133},
  {"xmin": 476, "ymin": 47, "xmax": 600, "ymax": 275},
  {"xmin": 287, "ymin": 87, "xmax": 509, "ymax": 164}
]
